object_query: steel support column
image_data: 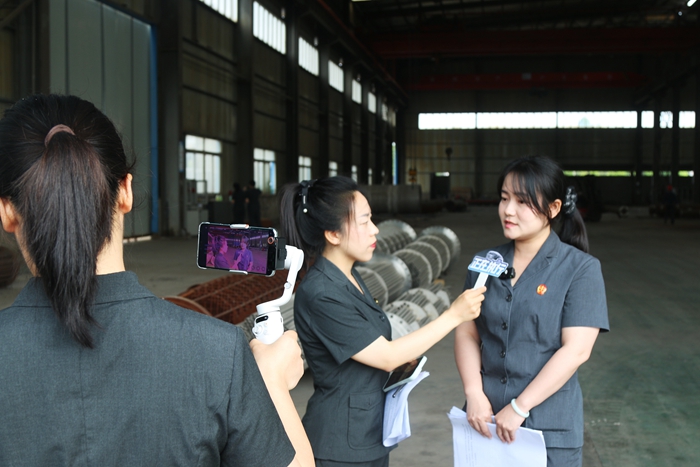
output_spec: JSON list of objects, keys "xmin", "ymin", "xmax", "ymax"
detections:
[
  {"xmin": 671, "ymin": 78, "xmax": 681, "ymax": 188},
  {"xmin": 317, "ymin": 38, "xmax": 330, "ymax": 179},
  {"xmin": 236, "ymin": 0, "xmax": 255, "ymax": 186}
]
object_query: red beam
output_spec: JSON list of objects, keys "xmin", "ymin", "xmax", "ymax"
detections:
[
  {"xmin": 367, "ymin": 27, "xmax": 700, "ymax": 59},
  {"xmin": 405, "ymin": 71, "xmax": 649, "ymax": 91}
]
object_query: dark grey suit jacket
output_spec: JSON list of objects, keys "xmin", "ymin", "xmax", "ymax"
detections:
[
  {"xmin": 0, "ymin": 272, "xmax": 294, "ymax": 467},
  {"xmin": 465, "ymin": 232, "xmax": 609, "ymax": 448},
  {"xmin": 294, "ymin": 257, "xmax": 395, "ymax": 462}
]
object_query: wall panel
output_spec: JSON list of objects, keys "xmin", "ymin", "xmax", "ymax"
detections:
[
  {"xmin": 130, "ymin": 20, "xmax": 153, "ymax": 236},
  {"xmin": 182, "ymin": 88, "xmax": 236, "ymax": 139},
  {"xmin": 254, "ymin": 112, "xmax": 286, "ymax": 152},
  {"xmin": 195, "ymin": 5, "xmax": 236, "ymax": 61},
  {"xmin": 253, "ymin": 42, "xmax": 285, "ymax": 85},
  {"xmin": 0, "ymin": 29, "xmax": 13, "ymax": 114},
  {"xmin": 49, "ymin": 0, "xmax": 153, "ymax": 236},
  {"xmin": 67, "ymin": 0, "xmax": 102, "ymax": 103}
]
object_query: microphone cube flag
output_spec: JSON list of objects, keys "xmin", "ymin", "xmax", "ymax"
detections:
[{"xmin": 469, "ymin": 251, "xmax": 509, "ymax": 288}]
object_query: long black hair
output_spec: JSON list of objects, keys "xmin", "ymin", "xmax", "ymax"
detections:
[
  {"xmin": 0, "ymin": 94, "xmax": 133, "ymax": 348},
  {"xmin": 279, "ymin": 176, "xmax": 361, "ymax": 262},
  {"xmin": 497, "ymin": 155, "xmax": 589, "ymax": 253}
]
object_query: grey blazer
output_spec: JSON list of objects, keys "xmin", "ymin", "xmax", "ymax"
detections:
[
  {"xmin": 0, "ymin": 272, "xmax": 294, "ymax": 467},
  {"xmin": 464, "ymin": 232, "xmax": 609, "ymax": 448},
  {"xmin": 294, "ymin": 257, "xmax": 395, "ymax": 462}
]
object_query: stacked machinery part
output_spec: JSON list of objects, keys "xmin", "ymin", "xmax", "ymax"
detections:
[
  {"xmin": 419, "ymin": 226, "xmax": 461, "ymax": 268},
  {"xmin": 414, "ymin": 235, "xmax": 452, "ymax": 273},
  {"xmin": 357, "ymin": 253, "xmax": 412, "ymax": 302},
  {"xmin": 401, "ymin": 241, "xmax": 443, "ymax": 280},
  {"xmin": 354, "ymin": 266, "xmax": 389, "ymax": 307},
  {"xmin": 393, "ymin": 248, "xmax": 433, "ymax": 288},
  {"xmin": 396, "ymin": 287, "xmax": 451, "ymax": 318},
  {"xmin": 374, "ymin": 219, "xmax": 416, "ymax": 254},
  {"xmin": 386, "ymin": 311, "xmax": 417, "ymax": 340},
  {"xmin": 385, "ymin": 301, "xmax": 432, "ymax": 329}
]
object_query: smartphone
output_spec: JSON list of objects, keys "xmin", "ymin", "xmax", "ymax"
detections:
[
  {"xmin": 197, "ymin": 223, "xmax": 279, "ymax": 276},
  {"xmin": 382, "ymin": 356, "xmax": 427, "ymax": 392}
]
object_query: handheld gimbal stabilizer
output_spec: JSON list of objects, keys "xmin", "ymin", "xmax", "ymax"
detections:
[{"xmin": 252, "ymin": 240, "xmax": 304, "ymax": 344}]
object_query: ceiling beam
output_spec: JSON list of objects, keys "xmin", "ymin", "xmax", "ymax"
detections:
[{"xmin": 367, "ymin": 27, "xmax": 700, "ymax": 59}]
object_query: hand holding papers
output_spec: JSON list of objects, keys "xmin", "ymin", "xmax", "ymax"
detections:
[
  {"xmin": 468, "ymin": 251, "xmax": 510, "ymax": 288},
  {"xmin": 382, "ymin": 371, "xmax": 429, "ymax": 446},
  {"xmin": 447, "ymin": 407, "xmax": 546, "ymax": 467}
]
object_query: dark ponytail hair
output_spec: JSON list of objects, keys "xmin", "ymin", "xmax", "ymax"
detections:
[
  {"xmin": 279, "ymin": 176, "xmax": 361, "ymax": 262},
  {"xmin": 497, "ymin": 155, "xmax": 589, "ymax": 253},
  {"xmin": 0, "ymin": 94, "xmax": 132, "ymax": 348}
]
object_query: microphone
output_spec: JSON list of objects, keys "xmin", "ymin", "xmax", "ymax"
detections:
[{"xmin": 499, "ymin": 267, "xmax": 516, "ymax": 280}]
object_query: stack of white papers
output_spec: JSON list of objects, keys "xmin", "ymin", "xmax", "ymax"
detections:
[
  {"xmin": 447, "ymin": 406, "xmax": 546, "ymax": 467},
  {"xmin": 382, "ymin": 371, "xmax": 430, "ymax": 446}
]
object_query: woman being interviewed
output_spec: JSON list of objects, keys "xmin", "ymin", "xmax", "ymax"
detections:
[
  {"xmin": 0, "ymin": 94, "xmax": 312, "ymax": 467},
  {"xmin": 454, "ymin": 156, "xmax": 609, "ymax": 467},
  {"xmin": 280, "ymin": 177, "xmax": 486, "ymax": 467}
]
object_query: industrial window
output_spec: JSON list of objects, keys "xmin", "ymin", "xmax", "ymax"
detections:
[
  {"xmin": 641, "ymin": 110, "xmax": 697, "ymax": 129},
  {"xmin": 329, "ymin": 161, "xmax": 338, "ymax": 177},
  {"xmin": 418, "ymin": 111, "xmax": 695, "ymax": 130},
  {"xmin": 185, "ymin": 135, "xmax": 221, "ymax": 194},
  {"xmin": 352, "ymin": 80, "xmax": 362, "ymax": 104},
  {"xmin": 566, "ymin": 170, "xmax": 695, "ymax": 177},
  {"xmin": 557, "ymin": 111, "xmax": 637, "ymax": 128},
  {"xmin": 329, "ymin": 61, "xmax": 344, "ymax": 92},
  {"xmin": 680, "ymin": 111, "xmax": 696, "ymax": 128},
  {"xmin": 253, "ymin": 2, "xmax": 285, "ymax": 54},
  {"xmin": 351, "ymin": 165, "xmax": 358, "ymax": 182},
  {"xmin": 387, "ymin": 107, "xmax": 396, "ymax": 127},
  {"xmin": 419, "ymin": 113, "xmax": 476, "ymax": 130},
  {"xmin": 381, "ymin": 103, "xmax": 388, "ymax": 122},
  {"xmin": 367, "ymin": 92, "xmax": 376, "ymax": 114},
  {"xmin": 659, "ymin": 111, "xmax": 673, "ymax": 129},
  {"xmin": 298, "ymin": 37, "xmax": 318, "ymax": 76},
  {"xmin": 254, "ymin": 148, "xmax": 277, "ymax": 195},
  {"xmin": 367, "ymin": 168, "xmax": 373, "ymax": 185},
  {"xmin": 199, "ymin": 0, "xmax": 238, "ymax": 22},
  {"xmin": 299, "ymin": 156, "xmax": 312, "ymax": 181},
  {"xmin": 477, "ymin": 112, "xmax": 557, "ymax": 129}
]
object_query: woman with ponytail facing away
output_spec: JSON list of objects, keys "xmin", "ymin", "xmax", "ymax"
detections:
[
  {"xmin": 0, "ymin": 94, "xmax": 313, "ymax": 467},
  {"xmin": 454, "ymin": 156, "xmax": 609, "ymax": 467}
]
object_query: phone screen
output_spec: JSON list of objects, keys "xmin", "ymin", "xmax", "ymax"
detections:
[
  {"xmin": 197, "ymin": 223, "xmax": 277, "ymax": 276},
  {"xmin": 382, "ymin": 356, "xmax": 427, "ymax": 392}
]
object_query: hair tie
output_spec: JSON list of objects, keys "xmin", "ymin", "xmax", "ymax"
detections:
[
  {"xmin": 45, "ymin": 124, "xmax": 75, "ymax": 146},
  {"xmin": 299, "ymin": 179, "xmax": 317, "ymax": 213},
  {"xmin": 563, "ymin": 186, "xmax": 578, "ymax": 216}
]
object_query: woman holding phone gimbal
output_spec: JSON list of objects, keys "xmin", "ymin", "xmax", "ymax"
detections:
[{"xmin": 0, "ymin": 94, "xmax": 312, "ymax": 467}]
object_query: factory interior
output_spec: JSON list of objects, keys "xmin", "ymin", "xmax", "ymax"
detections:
[{"xmin": 1, "ymin": 1, "xmax": 700, "ymax": 466}]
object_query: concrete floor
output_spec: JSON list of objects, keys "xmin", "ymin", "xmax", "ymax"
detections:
[{"xmin": 1, "ymin": 206, "xmax": 699, "ymax": 466}]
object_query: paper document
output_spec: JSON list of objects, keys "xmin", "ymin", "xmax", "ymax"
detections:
[
  {"xmin": 382, "ymin": 371, "xmax": 429, "ymax": 446},
  {"xmin": 447, "ymin": 406, "xmax": 546, "ymax": 467}
]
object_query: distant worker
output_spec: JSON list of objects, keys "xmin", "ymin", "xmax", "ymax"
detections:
[
  {"xmin": 247, "ymin": 179, "xmax": 262, "ymax": 226},
  {"xmin": 231, "ymin": 182, "xmax": 246, "ymax": 224},
  {"xmin": 663, "ymin": 184, "xmax": 678, "ymax": 225}
]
